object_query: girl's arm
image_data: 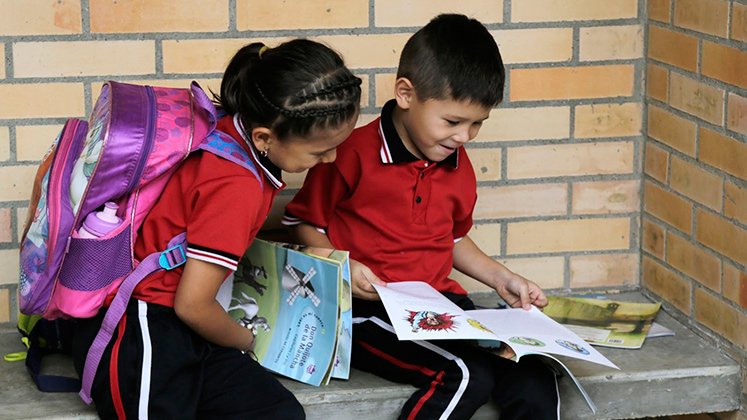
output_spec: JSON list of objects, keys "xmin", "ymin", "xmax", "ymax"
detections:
[
  {"xmin": 291, "ymin": 223, "xmax": 385, "ymax": 301},
  {"xmin": 174, "ymin": 258, "xmax": 254, "ymax": 352},
  {"xmin": 452, "ymin": 235, "xmax": 547, "ymax": 310}
]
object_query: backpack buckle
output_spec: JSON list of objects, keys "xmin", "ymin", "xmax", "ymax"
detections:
[{"xmin": 159, "ymin": 244, "xmax": 186, "ymax": 270}]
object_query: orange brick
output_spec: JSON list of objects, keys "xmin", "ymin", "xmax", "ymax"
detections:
[
  {"xmin": 510, "ymin": 65, "xmax": 634, "ymax": 101},
  {"xmin": 374, "ymin": 0, "xmax": 501, "ymax": 27},
  {"xmin": 0, "ymin": 83, "xmax": 84, "ymax": 119},
  {"xmin": 452, "ymin": 256, "xmax": 565, "ymax": 291},
  {"xmin": 647, "ymin": 105, "xmax": 697, "ymax": 156},
  {"xmin": 694, "ymin": 288, "xmax": 739, "ymax": 342},
  {"xmin": 725, "ymin": 180, "xmax": 747, "ymax": 226},
  {"xmin": 570, "ymin": 253, "xmax": 638, "ymax": 288},
  {"xmin": 697, "ymin": 209, "xmax": 747, "ymax": 266},
  {"xmin": 511, "ymin": 0, "xmax": 637, "ymax": 22},
  {"xmin": 648, "ymin": 0, "xmax": 671, "ymax": 23},
  {"xmin": 14, "ymin": 41, "xmax": 155, "ymax": 78},
  {"xmin": 0, "ymin": 48, "xmax": 4, "ymax": 79},
  {"xmin": 646, "ymin": 63, "xmax": 668, "ymax": 102},
  {"xmin": 571, "ymin": 180, "xmax": 639, "ymax": 215},
  {"xmin": 574, "ymin": 102, "xmax": 642, "ymax": 139},
  {"xmin": 494, "ymin": 28, "xmax": 573, "ymax": 64},
  {"xmin": 475, "ymin": 107, "xmax": 570, "ymax": 142},
  {"xmin": 647, "ymin": 25, "xmax": 698, "ymax": 72},
  {"xmin": 16, "ymin": 207, "xmax": 29, "ymax": 241},
  {"xmin": 316, "ymin": 34, "xmax": 411, "ymax": 69},
  {"xmin": 727, "ymin": 93, "xmax": 747, "ymax": 136},
  {"xmin": 669, "ymin": 156, "xmax": 723, "ymax": 210},
  {"xmin": 644, "ymin": 180, "xmax": 693, "ymax": 233},
  {"xmin": 642, "ymin": 256, "xmax": 692, "ymax": 314},
  {"xmin": 16, "ymin": 125, "xmax": 61, "ymax": 162},
  {"xmin": 163, "ymin": 39, "xmax": 273, "ymax": 74},
  {"xmin": 0, "ymin": 127, "xmax": 8, "ymax": 162},
  {"xmin": 467, "ymin": 223, "xmax": 502, "ymax": 257},
  {"xmin": 0, "ymin": 0, "xmax": 81, "ymax": 35},
  {"xmin": 238, "ymin": 0, "xmax": 367, "ymax": 30},
  {"xmin": 374, "ymin": 73, "xmax": 395, "ymax": 107},
  {"xmin": 702, "ymin": 41, "xmax": 747, "ymax": 89},
  {"xmin": 0, "ymin": 165, "xmax": 37, "ymax": 201},
  {"xmin": 642, "ymin": 217, "xmax": 666, "ymax": 258},
  {"xmin": 644, "ymin": 141, "xmax": 669, "ymax": 183},
  {"xmin": 669, "ymin": 72, "xmax": 725, "ymax": 125},
  {"xmin": 0, "ymin": 288, "xmax": 8, "ymax": 323},
  {"xmin": 474, "ymin": 184, "xmax": 567, "ymax": 219},
  {"xmin": 579, "ymin": 25, "xmax": 643, "ymax": 61},
  {"xmin": 506, "ymin": 217, "xmax": 630, "ymax": 254},
  {"xmin": 667, "ymin": 231, "xmax": 721, "ymax": 291},
  {"xmin": 0, "ymin": 208, "xmax": 10, "ymax": 243},
  {"xmin": 468, "ymin": 148, "xmax": 502, "ymax": 182},
  {"xmin": 722, "ymin": 262, "xmax": 747, "ymax": 309},
  {"xmin": 0, "ymin": 249, "xmax": 19, "ymax": 286},
  {"xmin": 507, "ymin": 141, "xmax": 634, "ymax": 179},
  {"xmin": 733, "ymin": 3, "xmax": 747, "ymax": 42},
  {"xmin": 91, "ymin": 0, "xmax": 228, "ymax": 33},
  {"xmin": 699, "ymin": 127, "xmax": 747, "ymax": 180},
  {"xmin": 674, "ymin": 0, "xmax": 729, "ymax": 37}
]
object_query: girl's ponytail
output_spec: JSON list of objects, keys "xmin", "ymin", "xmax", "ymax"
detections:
[{"xmin": 218, "ymin": 43, "xmax": 265, "ymax": 117}]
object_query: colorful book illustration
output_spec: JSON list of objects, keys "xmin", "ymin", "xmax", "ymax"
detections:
[
  {"xmin": 373, "ymin": 281, "xmax": 619, "ymax": 413},
  {"xmin": 218, "ymin": 239, "xmax": 351, "ymax": 386},
  {"xmin": 543, "ymin": 296, "xmax": 663, "ymax": 349}
]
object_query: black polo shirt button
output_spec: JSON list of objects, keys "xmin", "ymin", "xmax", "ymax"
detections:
[{"xmin": 415, "ymin": 196, "xmax": 422, "ymax": 203}]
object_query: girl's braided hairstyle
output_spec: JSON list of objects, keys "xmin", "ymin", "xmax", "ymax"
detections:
[{"xmin": 216, "ymin": 39, "xmax": 362, "ymax": 140}]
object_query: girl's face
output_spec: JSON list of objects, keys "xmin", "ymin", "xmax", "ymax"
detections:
[{"xmin": 267, "ymin": 116, "xmax": 357, "ymax": 173}]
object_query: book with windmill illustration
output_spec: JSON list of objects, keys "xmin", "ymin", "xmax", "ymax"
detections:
[{"xmin": 217, "ymin": 238, "xmax": 351, "ymax": 386}]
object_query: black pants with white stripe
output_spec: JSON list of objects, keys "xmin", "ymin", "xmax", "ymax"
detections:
[
  {"xmin": 352, "ymin": 294, "xmax": 560, "ymax": 420},
  {"xmin": 72, "ymin": 299, "xmax": 304, "ymax": 420}
]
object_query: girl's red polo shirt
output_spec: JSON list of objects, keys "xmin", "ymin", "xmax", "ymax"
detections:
[
  {"xmin": 284, "ymin": 100, "xmax": 476, "ymax": 295},
  {"xmin": 127, "ymin": 115, "xmax": 284, "ymax": 307}
]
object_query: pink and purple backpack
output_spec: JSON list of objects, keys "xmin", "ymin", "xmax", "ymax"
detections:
[{"xmin": 18, "ymin": 81, "xmax": 260, "ymax": 403}]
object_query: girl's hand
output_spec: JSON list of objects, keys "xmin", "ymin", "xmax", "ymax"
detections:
[
  {"xmin": 494, "ymin": 271, "xmax": 548, "ymax": 311},
  {"xmin": 350, "ymin": 259, "xmax": 386, "ymax": 300}
]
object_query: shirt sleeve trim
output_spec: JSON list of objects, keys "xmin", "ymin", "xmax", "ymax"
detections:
[{"xmin": 186, "ymin": 246, "xmax": 239, "ymax": 271}]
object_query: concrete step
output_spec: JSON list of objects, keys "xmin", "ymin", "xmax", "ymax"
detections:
[{"xmin": 0, "ymin": 291, "xmax": 740, "ymax": 419}]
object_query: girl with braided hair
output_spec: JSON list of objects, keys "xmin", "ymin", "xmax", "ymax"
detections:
[{"xmin": 72, "ymin": 39, "xmax": 361, "ymax": 419}]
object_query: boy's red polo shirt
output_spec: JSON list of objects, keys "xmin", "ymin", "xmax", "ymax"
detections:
[
  {"xmin": 126, "ymin": 115, "xmax": 284, "ymax": 307},
  {"xmin": 284, "ymin": 100, "xmax": 476, "ymax": 295}
]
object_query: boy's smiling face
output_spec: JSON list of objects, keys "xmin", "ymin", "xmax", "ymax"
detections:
[{"xmin": 393, "ymin": 78, "xmax": 491, "ymax": 162}]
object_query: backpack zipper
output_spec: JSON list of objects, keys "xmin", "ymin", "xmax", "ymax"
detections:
[{"xmin": 125, "ymin": 85, "xmax": 157, "ymax": 193}]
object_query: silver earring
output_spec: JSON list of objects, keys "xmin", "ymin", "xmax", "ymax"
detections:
[{"xmin": 260, "ymin": 149, "xmax": 268, "ymax": 158}]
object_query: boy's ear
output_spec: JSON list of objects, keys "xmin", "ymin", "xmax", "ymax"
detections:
[
  {"xmin": 251, "ymin": 127, "xmax": 275, "ymax": 153},
  {"xmin": 394, "ymin": 77, "xmax": 415, "ymax": 110}
]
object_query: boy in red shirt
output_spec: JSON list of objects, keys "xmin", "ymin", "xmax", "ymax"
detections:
[{"xmin": 284, "ymin": 14, "xmax": 559, "ymax": 420}]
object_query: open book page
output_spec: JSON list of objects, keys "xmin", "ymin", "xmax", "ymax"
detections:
[
  {"xmin": 543, "ymin": 296, "xmax": 662, "ymax": 349},
  {"xmin": 373, "ymin": 282, "xmax": 618, "ymax": 370}
]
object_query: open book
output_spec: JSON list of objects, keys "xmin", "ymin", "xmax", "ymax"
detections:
[
  {"xmin": 217, "ymin": 239, "xmax": 352, "ymax": 386},
  {"xmin": 373, "ymin": 281, "xmax": 619, "ymax": 413},
  {"xmin": 543, "ymin": 296, "xmax": 663, "ymax": 349}
]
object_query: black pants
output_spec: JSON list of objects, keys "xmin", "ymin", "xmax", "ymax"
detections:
[
  {"xmin": 72, "ymin": 300, "xmax": 304, "ymax": 420},
  {"xmin": 351, "ymin": 294, "xmax": 560, "ymax": 420}
]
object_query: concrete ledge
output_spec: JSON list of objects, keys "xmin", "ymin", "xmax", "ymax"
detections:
[{"xmin": 0, "ymin": 291, "xmax": 740, "ymax": 419}]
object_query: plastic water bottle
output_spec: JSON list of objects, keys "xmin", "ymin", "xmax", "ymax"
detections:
[{"xmin": 78, "ymin": 202, "xmax": 122, "ymax": 238}]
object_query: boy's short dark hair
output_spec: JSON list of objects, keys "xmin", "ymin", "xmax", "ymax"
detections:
[{"xmin": 397, "ymin": 14, "xmax": 505, "ymax": 108}]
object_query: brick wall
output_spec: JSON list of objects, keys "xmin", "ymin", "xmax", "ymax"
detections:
[
  {"xmin": 643, "ymin": 0, "xmax": 747, "ymax": 412},
  {"xmin": 0, "ymin": 1, "xmax": 644, "ymax": 324}
]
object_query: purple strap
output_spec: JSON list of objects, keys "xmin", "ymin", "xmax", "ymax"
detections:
[{"xmin": 79, "ymin": 233, "xmax": 187, "ymax": 404}]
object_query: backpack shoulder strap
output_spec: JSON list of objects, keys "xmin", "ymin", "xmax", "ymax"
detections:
[{"xmin": 199, "ymin": 130, "xmax": 263, "ymax": 187}]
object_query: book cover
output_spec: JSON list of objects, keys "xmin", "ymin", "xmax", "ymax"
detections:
[
  {"xmin": 543, "ymin": 296, "xmax": 662, "ymax": 349},
  {"xmin": 225, "ymin": 239, "xmax": 345, "ymax": 386}
]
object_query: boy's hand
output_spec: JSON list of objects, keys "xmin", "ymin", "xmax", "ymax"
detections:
[
  {"xmin": 350, "ymin": 259, "xmax": 386, "ymax": 300},
  {"xmin": 494, "ymin": 271, "xmax": 548, "ymax": 311}
]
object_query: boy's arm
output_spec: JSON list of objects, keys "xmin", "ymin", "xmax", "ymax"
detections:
[
  {"xmin": 290, "ymin": 223, "xmax": 386, "ymax": 301},
  {"xmin": 174, "ymin": 258, "xmax": 255, "ymax": 352},
  {"xmin": 452, "ymin": 235, "xmax": 547, "ymax": 310}
]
